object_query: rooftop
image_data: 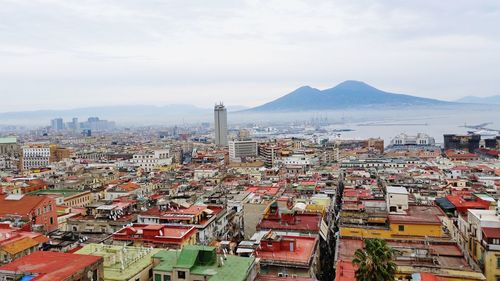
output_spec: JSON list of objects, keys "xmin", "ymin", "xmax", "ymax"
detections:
[
  {"xmin": 256, "ymin": 235, "xmax": 317, "ymax": 267},
  {"xmin": 154, "ymin": 245, "xmax": 256, "ymax": 281},
  {"xmin": 0, "ymin": 137, "xmax": 17, "ymax": 144},
  {"xmin": 76, "ymin": 243, "xmax": 161, "ymax": 280},
  {"xmin": 0, "ymin": 251, "xmax": 102, "ymax": 281},
  {"xmin": 388, "ymin": 205, "xmax": 445, "ymax": 225}
]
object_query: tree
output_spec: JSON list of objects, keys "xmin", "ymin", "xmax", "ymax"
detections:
[{"xmin": 352, "ymin": 238, "xmax": 397, "ymax": 281}]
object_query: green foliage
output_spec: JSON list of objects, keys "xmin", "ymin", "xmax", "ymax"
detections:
[{"xmin": 352, "ymin": 238, "xmax": 397, "ymax": 281}]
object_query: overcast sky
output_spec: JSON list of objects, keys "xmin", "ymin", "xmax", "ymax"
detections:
[{"xmin": 1, "ymin": 0, "xmax": 499, "ymax": 112}]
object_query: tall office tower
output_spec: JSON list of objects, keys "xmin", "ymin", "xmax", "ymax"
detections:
[
  {"xmin": 50, "ymin": 118, "xmax": 64, "ymax": 131},
  {"xmin": 214, "ymin": 103, "xmax": 228, "ymax": 146},
  {"xmin": 72, "ymin": 117, "xmax": 79, "ymax": 130}
]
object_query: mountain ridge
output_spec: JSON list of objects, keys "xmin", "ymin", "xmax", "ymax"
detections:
[
  {"xmin": 246, "ymin": 80, "xmax": 452, "ymax": 112},
  {"xmin": 455, "ymin": 95, "xmax": 500, "ymax": 104}
]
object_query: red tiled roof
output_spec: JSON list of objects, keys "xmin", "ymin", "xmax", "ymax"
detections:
[
  {"xmin": 482, "ymin": 227, "xmax": 500, "ymax": 239},
  {"xmin": 0, "ymin": 251, "xmax": 102, "ymax": 281},
  {"xmin": 0, "ymin": 194, "xmax": 46, "ymax": 218}
]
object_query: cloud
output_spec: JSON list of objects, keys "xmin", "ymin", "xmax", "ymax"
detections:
[{"xmin": 0, "ymin": 0, "xmax": 499, "ymax": 111}]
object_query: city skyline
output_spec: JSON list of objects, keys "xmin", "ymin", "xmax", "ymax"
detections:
[{"xmin": 1, "ymin": 1, "xmax": 500, "ymax": 112}]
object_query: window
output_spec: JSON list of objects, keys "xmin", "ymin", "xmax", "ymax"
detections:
[
  {"xmin": 177, "ymin": 271, "xmax": 186, "ymax": 279},
  {"xmin": 164, "ymin": 275, "xmax": 171, "ymax": 281},
  {"xmin": 497, "ymin": 257, "xmax": 500, "ymax": 269},
  {"xmin": 50, "ymin": 217, "xmax": 54, "ymax": 225},
  {"xmin": 398, "ymin": 225, "xmax": 405, "ymax": 232},
  {"xmin": 155, "ymin": 274, "xmax": 162, "ymax": 281}
]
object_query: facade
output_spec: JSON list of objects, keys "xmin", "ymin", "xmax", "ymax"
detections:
[
  {"xmin": 444, "ymin": 134, "xmax": 481, "ymax": 153},
  {"xmin": 51, "ymin": 117, "xmax": 64, "ymax": 131},
  {"xmin": 21, "ymin": 144, "xmax": 51, "ymax": 171},
  {"xmin": 229, "ymin": 140, "xmax": 258, "ymax": 162},
  {"xmin": 152, "ymin": 245, "xmax": 258, "ymax": 281},
  {"xmin": 214, "ymin": 103, "xmax": 228, "ymax": 146},
  {"xmin": 0, "ymin": 251, "xmax": 103, "ymax": 281},
  {"xmin": 0, "ymin": 223, "xmax": 49, "ymax": 265},
  {"xmin": 458, "ymin": 209, "xmax": 500, "ymax": 281},
  {"xmin": 0, "ymin": 137, "xmax": 19, "ymax": 156},
  {"xmin": 390, "ymin": 133, "xmax": 436, "ymax": 146},
  {"xmin": 76, "ymin": 244, "xmax": 160, "ymax": 281},
  {"xmin": 132, "ymin": 149, "xmax": 172, "ymax": 172},
  {"xmin": 0, "ymin": 194, "xmax": 58, "ymax": 233}
]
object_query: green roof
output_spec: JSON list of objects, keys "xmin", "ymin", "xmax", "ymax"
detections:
[
  {"xmin": 153, "ymin": 246, "xmax": 255, "ymax": 281},
  {"xmin": 0, "ymin": 137, "xmax": 17, "ymax": 144},
  {"xmin": 30, "ymin": 189, "xmax": 85, "ymax": 198}
]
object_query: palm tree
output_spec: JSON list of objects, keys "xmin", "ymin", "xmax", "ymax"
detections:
[{"xmin": 352, "ymin": 238, "xmax": 397, "ymax": 281}]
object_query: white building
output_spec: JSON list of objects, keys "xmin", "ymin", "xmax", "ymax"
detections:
[
  {"xmin": 21, "ymin": 145, "xmax": 51, "ymax": 171},
  {"xmin": 229, "ymin": 140, "xmax": 258, "ymax": 162},
  {"xmin": 132, "ymin": 149, "xmax": 172, "ymax": 172},
  {"xmin": 214, "ymin": 103, "xmax": 228, "ymax": 146},
  {"xmin": 390, "ymin": 133, "xmax": 436, "ymax": 146},
  {"xmin": 386, "ymin": 186, "xmax": 409, "ymax": 214}
]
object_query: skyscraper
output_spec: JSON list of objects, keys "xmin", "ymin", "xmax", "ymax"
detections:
[
  {"xmin": 50, "ymin": 118, "xmax": 64, "ymax": 131},
  {"xmin": 214, "ymin": 103, "xmax": 228, "ymax": 146}
]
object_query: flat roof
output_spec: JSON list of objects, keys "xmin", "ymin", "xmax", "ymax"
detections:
[
  {"xmin": 387, "ymin": 186, "xmax": 408, "ymax": 194},
  {"xmin": 337, "ymin": 238, "xmax": 471, "ymax": 271},
  {"xmin": 0, "ymin": 137, "xmax": 17, "ymax": 144},
  {"xmin": 257, "ymin": 236, "xmax": 317, "ymax": 267},
  {"xmin": 153, "ymin": 247, "xmax": 256, "ymax": 281},
  {"xmin": 76, "ymin": 244, "xmax": 160, "ymax": 280},
  {"xmin": 389, "ymin": 205, "xmax": 444, "ymax": 225},
  {"xmin": 0, "ymin": 251, "xmax": 102, "ymax": 281}
]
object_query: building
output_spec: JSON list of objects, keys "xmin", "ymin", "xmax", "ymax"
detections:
[
  {"xmin": 229, "ymin": 140, "xmax": 258, "ymax": 162},
  {"xmin": 32, "ymin": 189, "xmax": 93, "ymax": 207},
  {"xmin": 458, "ymin": 209, "xmax": 500, "ymax": 281},
  {"xmin": 335, "ymin": 238, "xmax": 485, "ymax": 281},
  {"xmin": 76, "ymin": 244, "xmax": 160, "ymax": 281},
  {"xmin": 132, "ymin": 149, "xmax": 172, "ymax": 172},
  {"xmin": 152, "ymin": 245, "xmax": 258, "ymax": 281},
  {"xmin": 0, "ymin": 137, "xmax": 19, "ymax": 156},
  {"xmin": 214, "ymin": 103, "xmax": 228, "ymax": 146},
  {"xmin": 390, "ymin": 133, "xmax": 436, "ymax": 147},
  {"xmin": 50, "ymin": 144, "xmax": 72, "ymax": 162},
  {"xmin": 256, "ymin": 202, "xmax": 322, "ymax": 235},
  {"xmin": 253, "ymin": 231, "xmax": 318, "ymax": 278},
  {"xmin": 21, "ymin": 144, "xmax": 51, "ymax": 171},
  {"xmin": 0, "ymin": 194, "xmax": 58, "ymax": 233},
  {"xmin": 51, "ymin": 117, "xmax": 64, "ymax": 131},
  {"xmin": 0, "ymin": 223, "xmax": 49, "ymax": 264},
  {"xmin": 112, "ymin": 223, "xmax": 197, "ymax": 249},
  {"xmin": 258, "ymin": 143, "xmax": 280, "ymax": 168},
  {"xmin": 138, "ymin": 204, "xmax": 227, "ymax": 244},
  {"xmin": 444, "ymin": 134, "xmax": 481, "ymax": 153},
  {"xmin": 0, "ymin": 251, "xmax": 103, "ymax": 281}
]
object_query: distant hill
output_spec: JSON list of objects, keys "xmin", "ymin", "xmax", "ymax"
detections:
[
  {"xmin": 0, "ymin": 105, "xmax": 213, "ymax": 126},
  {"xmin": 455, "ymin": 95, "xmax": 500, "ymax": 104},
  {"xmin": 247, "ymin": 80, "xmax": 451, "ymax": 112}
]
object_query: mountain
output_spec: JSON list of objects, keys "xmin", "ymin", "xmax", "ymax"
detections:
[
  {"xmin": 455, "ymin": 95, "xmax": 500, "ymax": 104},
  {"xmin": 247, "ymin": 80, "xmax": 451, "ymax": 112}
]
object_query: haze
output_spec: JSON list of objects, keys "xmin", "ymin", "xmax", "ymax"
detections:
[{"xmin": 1, "ymin": 0, "xmax": 500, "ymax": 112}]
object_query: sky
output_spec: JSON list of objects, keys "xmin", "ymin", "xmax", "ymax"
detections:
[{"xmin": 1, "ymin": 0, "xmax": 500, "ymax": 112}]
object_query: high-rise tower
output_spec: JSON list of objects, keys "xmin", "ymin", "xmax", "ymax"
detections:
[{"xmin": 214, "ymin": 103, "xmax": 228, "ymax": 146}]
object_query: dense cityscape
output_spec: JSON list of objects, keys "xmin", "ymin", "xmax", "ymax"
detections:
[
  {"xmin": 0, "ymin": 103, "xmax": 498, "ymax": 281},
  {"xmin": 2, "ymin": 1, "xmax": 500, "ymax": 280}
]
